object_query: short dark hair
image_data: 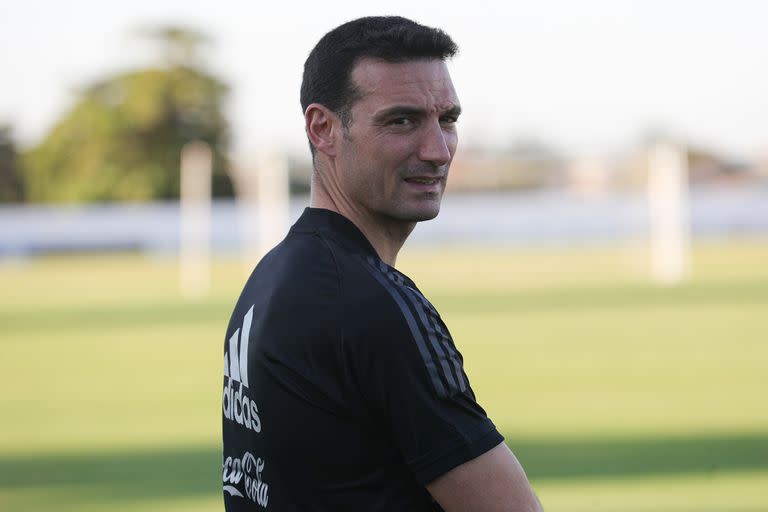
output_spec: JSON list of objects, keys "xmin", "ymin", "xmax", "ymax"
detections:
[{"xmin": 300, "ymin": 16, "xmax": 458, "ymax": 152}]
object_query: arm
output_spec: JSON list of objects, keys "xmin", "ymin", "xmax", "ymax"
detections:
[{"xmin": 426, "ymin": 442, "xmax": 543, "ymax": 512}]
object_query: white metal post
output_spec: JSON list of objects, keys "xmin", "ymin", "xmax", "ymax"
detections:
[
  {"xmin": 647, "ymin": 142, "xmax": 690, "ymax": 285},
  {"xmin": 255, "ymin": 150, "xmax": 290, "ymax": 262},
  {"xmin": 231, "ymin": 150, "xmax": 290, "ymax": 274},
  {"xmin": 179, "ymin": 140, "xmax": 212, "ymax": 299}
]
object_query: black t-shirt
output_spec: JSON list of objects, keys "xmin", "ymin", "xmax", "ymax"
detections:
[{"xmin": 222, "ymin": 208, "xmax": 503, "ymax": 511}]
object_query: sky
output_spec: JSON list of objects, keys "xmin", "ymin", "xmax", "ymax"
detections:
[{"xmin": 2, "ymin": 0, "xmax": 767, "ymax": 162}]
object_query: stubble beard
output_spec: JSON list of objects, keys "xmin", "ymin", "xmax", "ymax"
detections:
[
  {"xmin": 396, "ymin": 164, "xmax": 448, "ymax": 223},
  {"xmin": 386, "ymin": 185, "xmax": 445, "ymax": 224}
]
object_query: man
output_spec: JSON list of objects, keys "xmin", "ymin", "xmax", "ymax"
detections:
[{"xmin": 222, "ymin": 16, "xmax": 542, "ymax": 511}]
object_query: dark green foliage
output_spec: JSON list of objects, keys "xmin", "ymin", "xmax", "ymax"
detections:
[
  {"xmin": 0, "ymin": 126, "xmax": 25, "ymax": 202},
  {"xmin": 23, "ymin": 28, "xmax": 232, "ymax": 203}
]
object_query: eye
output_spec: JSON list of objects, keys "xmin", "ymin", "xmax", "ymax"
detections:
[
  {"xmin": 389, "ymin": 117, "xmax": 413, "ymax": 126},
  {"xmin": 440, "ymin": 115, "xmax": 459, "ymax": 125}
]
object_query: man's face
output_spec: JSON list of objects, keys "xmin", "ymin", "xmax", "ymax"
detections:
[{"xmin": 333, "ymin": 57, "xmax": 460, "ymax": 225}]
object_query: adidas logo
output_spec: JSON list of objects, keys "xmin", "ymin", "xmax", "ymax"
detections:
[{"xmin": 223, "ymin": 305, "xmax": 262, "ymax": 433}]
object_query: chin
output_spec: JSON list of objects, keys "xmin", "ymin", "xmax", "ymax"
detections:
[
  {"xmin": 399, "ymin": 205, "xmax": 441, "ymax": 222},
  {"xmin": 384, "ymin": 196, "xmax": 444, "ymax": 223},
  {"xmin": 414, "ymin": 209, "xmax": 440, "ymax": 222}
]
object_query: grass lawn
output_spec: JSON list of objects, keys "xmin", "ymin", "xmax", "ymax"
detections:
[{"xmin": 1, "ymin": 240, "xmax": 766, "ymax": 511}]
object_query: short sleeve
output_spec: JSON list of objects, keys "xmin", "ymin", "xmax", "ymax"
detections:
[{"xmin": 348, "ymin": 264, "xmax": 504, "ymax": 484}]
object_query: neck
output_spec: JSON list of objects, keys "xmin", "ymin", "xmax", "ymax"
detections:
[{"xmin": 310, "ymin": 172, "xmax": 414, "ymax": 266}]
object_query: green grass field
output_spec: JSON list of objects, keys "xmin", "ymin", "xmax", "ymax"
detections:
[{"xmin": 1, "ymin": 240, "xmax": 767, "ymax": 511}]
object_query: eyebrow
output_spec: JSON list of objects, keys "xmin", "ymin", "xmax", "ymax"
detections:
[{"xmin": 373, "ymin": 104, "xmax": 462, "ymax": 123}]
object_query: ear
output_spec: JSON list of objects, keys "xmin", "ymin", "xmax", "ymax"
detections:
[{"xmin": 305, "ymin": 103, "xmax": 340, "ymax": 157}]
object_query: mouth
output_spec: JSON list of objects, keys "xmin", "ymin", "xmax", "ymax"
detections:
[
  {"xmin": 404, "ymin": 176, "xmax": 443, "ymax": 185},
  {"xmin": 403, "ymin": 176, "xmax": 444, "ymax": 195}
]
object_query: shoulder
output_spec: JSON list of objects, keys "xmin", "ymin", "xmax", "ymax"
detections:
[
  {"xmin": 246, "ymin": 228, "xmax": 344, "ymax": 300},
  {"xmin": 343, "ymin": 257, "xmax": 469, "ymax": 400},
  {"xmin": 335, "ymin": 254, "xmax": 415, "ymax": 332},
  {"xmin": 349, "ymin": 256, "xmax": 444, "ymax": 341}
]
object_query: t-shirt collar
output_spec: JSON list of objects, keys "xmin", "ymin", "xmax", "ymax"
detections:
[{"xmin": 292, "ymin": 207, "xmax": 380, "ymax": 259}]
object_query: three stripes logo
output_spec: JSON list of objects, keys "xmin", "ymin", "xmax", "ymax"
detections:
[
  {"xmin": 362, "ymin": 256, "xmax": 469, "ymax": 399},
  {"xmin": 223, "ymin": 304, "xmax": 262, "ymax": 432}
]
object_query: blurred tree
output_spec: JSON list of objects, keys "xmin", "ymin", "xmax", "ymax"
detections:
[
  {"xmin": 24, "ymin": 26, "xmax": 233, "ymax": 203},
  {"xmin": 0, "ymin": 125, "xmax": 26, "ymax": 202}
]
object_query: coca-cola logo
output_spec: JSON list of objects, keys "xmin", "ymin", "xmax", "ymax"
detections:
[{"xmin": 223, "ymin": 452, "xmax": 269, "ymax": 508}]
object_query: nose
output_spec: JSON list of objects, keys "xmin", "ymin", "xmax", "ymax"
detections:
[{"xmin": 417, "ymin": 120, "xmax": 454, "ymax": 167}]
